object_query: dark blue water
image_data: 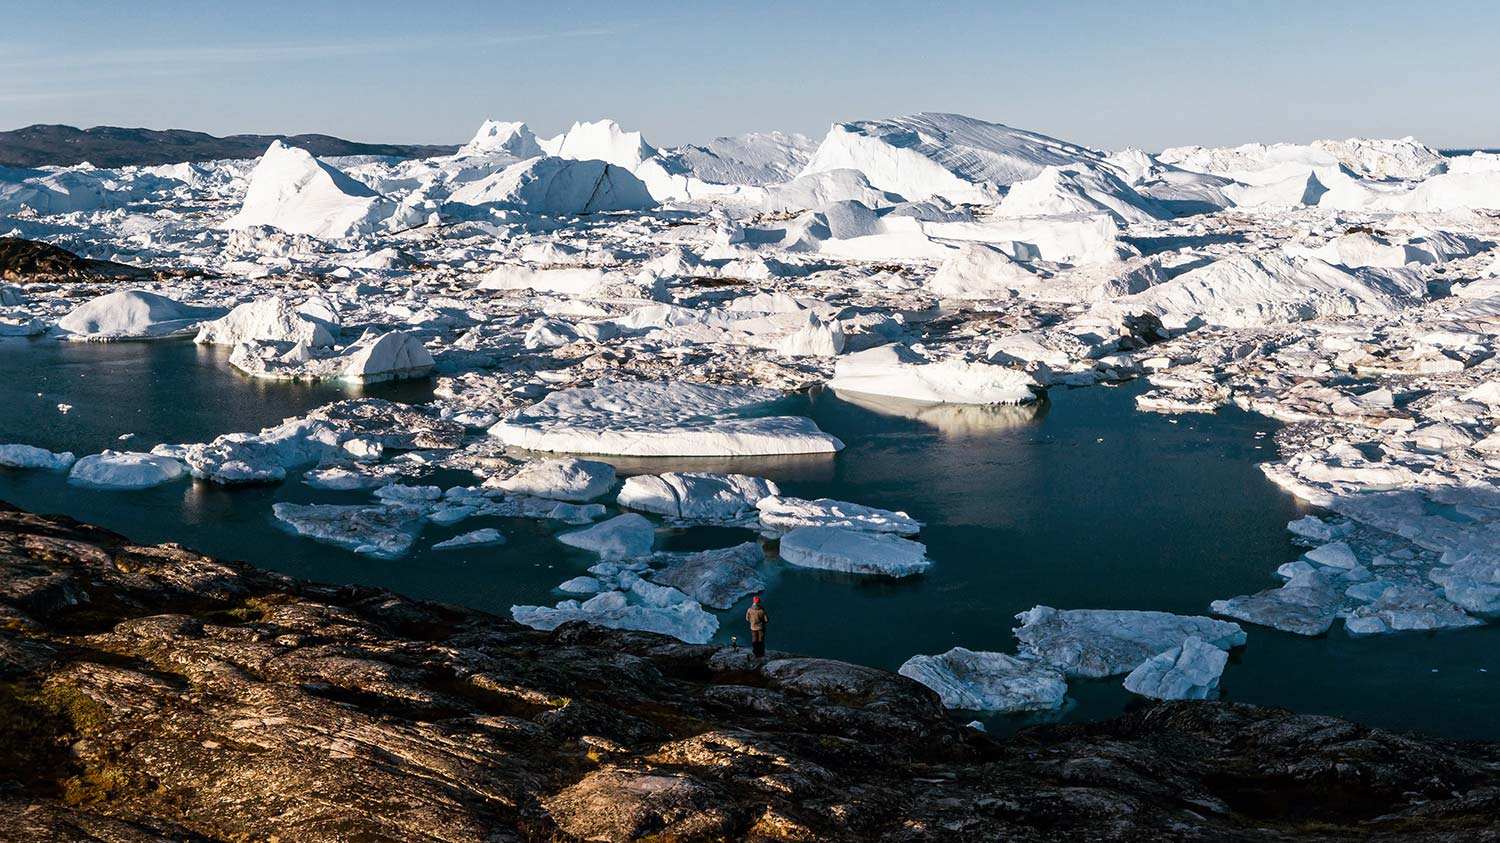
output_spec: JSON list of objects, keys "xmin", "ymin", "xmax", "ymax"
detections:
[{"xmin": 0, "ymin": 337, "xmax": 1494, "ymax": 738}]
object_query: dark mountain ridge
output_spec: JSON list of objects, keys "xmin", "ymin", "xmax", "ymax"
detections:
[{"xmin": 0, "ymin": 123, "xmax": 457, "ymax": 168}]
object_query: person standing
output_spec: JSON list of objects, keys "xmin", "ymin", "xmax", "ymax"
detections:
[{"xmin": 745, "ymin": 596, "xmax": 768, "ymax": 658}]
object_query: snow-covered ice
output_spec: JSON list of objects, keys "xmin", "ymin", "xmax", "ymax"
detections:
[
  {"xmin": 58, "ymin": 290, "xmax": 219, "ymax": 341},
  {"xmin": 68, "ymin": 451, "xmax": 185, "ymax": 489}
]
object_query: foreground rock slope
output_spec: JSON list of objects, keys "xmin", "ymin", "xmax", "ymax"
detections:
[{"xmin": 0, "ymin": 503, "xmax": 1497, "ymax": 841}]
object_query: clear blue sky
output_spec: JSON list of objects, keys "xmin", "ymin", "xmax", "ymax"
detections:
[{"xmin": 4, "ymin": 0, "xmax": 1496, "ymax": 151}]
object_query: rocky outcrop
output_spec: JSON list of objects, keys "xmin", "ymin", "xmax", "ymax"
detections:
[
  {"xmin": 0, "ymin": 502, "xmax": 1496, "ymax": 840},
  {"xmin": 0, "ymin": 237, "xmax": 154, "ymax": 284}
]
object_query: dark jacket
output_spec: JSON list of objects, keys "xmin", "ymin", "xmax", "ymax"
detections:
[{"xmin": 745, "ymin": 605, "xmax": 768, "ymax": 631}]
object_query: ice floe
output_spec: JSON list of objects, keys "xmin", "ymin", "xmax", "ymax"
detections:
[
  {"xmin": 490, "ymin": 381, "xmax": 843, "ymax": 457},
  {"xmin": 1014, "ymin": 606, "xmax": 1246, "ymax": 678},
  {"xmin": 777, "ymin": 526, "xmax": 931, "ymax": 577},
  {"xmin": 898, "ymin": 648, "xmax": 1067, "ymax": 712}
]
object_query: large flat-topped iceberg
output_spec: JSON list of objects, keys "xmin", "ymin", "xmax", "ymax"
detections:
[
  {"xmin": 799, "ymin": 112, "xmax": 1105, "ymax": 203},
  {"xmin": 489, "ymin": 381, "xmax": 843, "ymax": 457},
  {"xmin": 828, "ymin": 345, "xmax": 1038, "ymax": 405},
  {"xmin": 224, "ymin": 141, "xmax": 393, "ymax": 239}
]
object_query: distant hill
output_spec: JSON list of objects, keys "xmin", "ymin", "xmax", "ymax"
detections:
[{"xmin": 0, "ymin": 124, "xmax": 458, "ymax": 168}]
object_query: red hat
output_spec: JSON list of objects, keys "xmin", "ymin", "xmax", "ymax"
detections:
[{"xmin": 752, "ymin": 596, "xmax": 760, "ymax": 603}]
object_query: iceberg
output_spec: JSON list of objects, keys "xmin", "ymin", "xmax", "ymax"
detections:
[
  {"xmin": 511, "ymin": 592, "xmax": 718, "ymax": 644},
  {"xmin": 491, "ymin": 458, "xmax": 616, "ymax": 502},
  {"xmin": 489, "ymin": 381, "xmax": 843, "ymax": 457},
  {"xmin": 1122, "ymin": 636, "xmax": 1229, "ymax": 700},
  {"xmin": 57, "ymin": 290, "xmax": 219, "ymax": 341},
  {"xmin": 926, "ymin": 243, "xmax": 1040, "ymax": 300},
  {"xmin": 647, "ymin": 542, "xmax": 767, "ymax": 609},
  {"xmin": 777, "ymin": 526, "xmax": 931, "ymax": 577},
  {"xmin": 456, "ymin": 119, "xmax": 543, "ymax": 158},
  {"xmin": 69, "ymin": 451, "xmax": 186, "ymax": 490},
  {"xmin": 800, "ymin": 112, "xmax": 1105, "ymax": 203},
  {"xmin": 756, "ymin": 495, "xmax": 921, "ymax": 536},
  {"xmin": 898, "ymin": 648, "xmax": 1067, "ymax": 712},
  {"xmin": 997, "ymin": 164, "xmax": 1169, "ymax": 224},
  {"xmin": 228, "ymin": 329, "xmax": 434, "ymax": 383},
  {"xmin": 448, "ymin": 157, "xmax": 654, "ymax": 214},
  {"xmin": 0, "ymin": 443, "xmax": 76, "ymax": 471},
  {"xmin": 1210, "ymin": 572, "xmax": 1343, "ymax": 636},
  {"xmin": 556, "ymin": 513, "xmax": 655, "ymax": 559},
  {"xmin": 617, "ymin": 472, "xmax": 779, "ymax": 523},
  {"xmin": 1013, "ymin": 606, "xmax": 1246, "ymax": 678},
  {"xmin": 194, "ymin": 296, "xmax": 338, "ymax": 348},
  {"xmin": 224, "ymin": 141, "xmax": 393, "ymax": 239},
  {"xmin": 432, "ymin": 528, "xmax": 506, "ymax": 550},
  {"xmin": 272, "ymin": 502, "xmax": 426, "ymax": 559},
  {"xmin": 828, "ymin": 345, "xmax": 1038, "ymax": 405}
]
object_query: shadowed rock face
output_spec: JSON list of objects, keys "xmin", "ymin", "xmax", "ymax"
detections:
[
  {"xmin": 0, "ymin": 503, "xmax": 1496, "ymax": 841},
  {"xmin": 0, "ymin": 237, "xmax": 152, "ymax": 284}
]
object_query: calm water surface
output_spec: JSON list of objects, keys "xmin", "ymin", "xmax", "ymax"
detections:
[{"xmin": 1, "ymin": 337, "xmax": 1494, "ymax": 738}]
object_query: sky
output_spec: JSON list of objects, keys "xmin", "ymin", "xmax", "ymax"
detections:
[{"xmin": 4, "ymin": 0, "xmax": 1498, "ymax": 152}]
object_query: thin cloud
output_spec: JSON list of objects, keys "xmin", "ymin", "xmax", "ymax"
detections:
[{"xmin": 0, "ymin": 27, "xmax": 618, "ymax": 73}]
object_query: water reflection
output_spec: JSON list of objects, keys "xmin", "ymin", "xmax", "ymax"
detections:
[{"xmin": 828, "ymin": 389, "xmax": 1048, "ymax": 439}]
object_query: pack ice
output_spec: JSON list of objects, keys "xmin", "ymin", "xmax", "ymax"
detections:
[{"xmin": 8, "ymin": 107, "xmax": 1500, "ymax": 670}]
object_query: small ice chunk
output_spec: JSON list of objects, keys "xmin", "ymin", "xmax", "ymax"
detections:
[
  {"xmin": 898, "ymin": 647, "xmax": 1067, "ymax": 712},
  {"xmin": 1014, "ymin": 606, "xmax": 1246, "ymax": 678},
  {"xmin": 777, "ymin": 526, "xmax": 931, "ymax": 577},
  {"xmin": 1122, "ymin": 636, "xmax": 1229, "ymax": 700},
  {"xmin": 557, "ymin": 576, "xmax": 604, "ymax": 595},
  {"xmin": 557, "ymin": 513, "xmax": 655, "ymax": 559},
  {"xmin": 492, "ymin": 457, "xmax": 616, "ymax": 502},
  {"xmin": 1304, "ymin": 541, "xmax": 1358, "ymax": 569},
  {"xmin": 432, "ymin": 528, "xmax": 505, "ymax": 550},
  {"xmin": 374, "ymin": 484, "xmax": 444, "ymax": 503},
  {"xmin": 1286, "ymin": 515, "xmax": 1349, "ymax": 543},
  {"xmin": 0, "ymin": 443, "xmax": 76, "ymax": 471},
  {"xmin": 68, "ymin": 451, "xmax": 185, "ymax": 490}
]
